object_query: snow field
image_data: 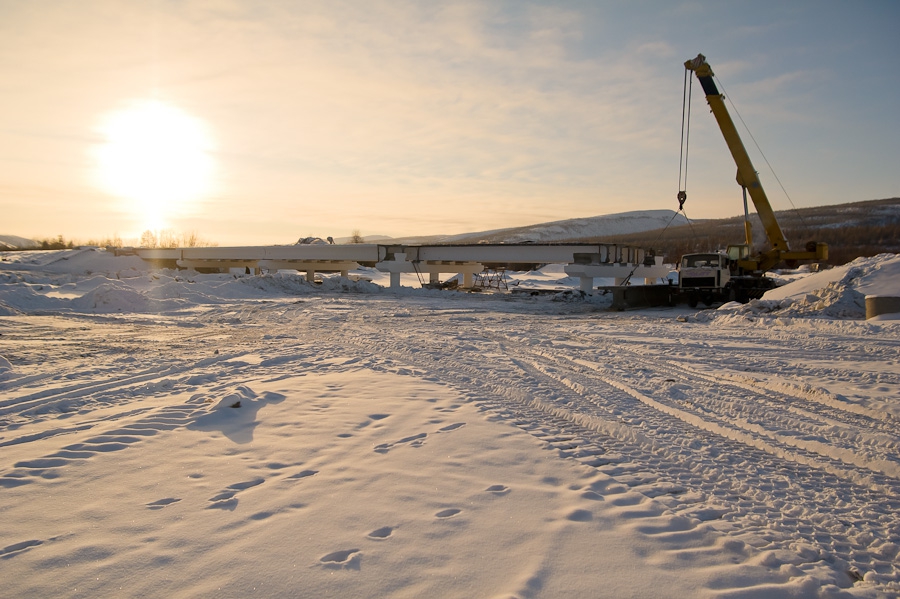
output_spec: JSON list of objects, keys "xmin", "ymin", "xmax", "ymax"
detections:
[{"xmin": 1, "ymin": 249, "xmax": 899, "ymax": 598}]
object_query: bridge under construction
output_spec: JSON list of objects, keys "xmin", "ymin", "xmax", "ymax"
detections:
[{"xmin": 130, "ymin": 242, "xmax": 669, "ymax": 294}]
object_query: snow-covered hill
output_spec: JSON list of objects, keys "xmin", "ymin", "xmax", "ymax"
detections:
[
  {"xmin": 0, "ymin": 235, "xmax": 39, "ymax": 250},
  {"xmin": 376, "ymin": 209, "xmax": 690, "ymax": 245}
]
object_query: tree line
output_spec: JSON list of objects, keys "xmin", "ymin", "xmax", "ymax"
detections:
[{"xmin": 8, "ymin": 230, "xmax": 217, "ymax": 251}]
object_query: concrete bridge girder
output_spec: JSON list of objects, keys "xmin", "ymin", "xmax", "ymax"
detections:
[
  {"xmin": 565, "ymin": 257, "xmax": 670, "ymax": 292},
  {"xmin": 375, "ymin": 253, "xmax": 484, "ymax": 288},
  {"xmin": 176, "ymin": 259, "xmax": 260, "ymax": 273},
  {"xmin": 134, "ymin": 243, "xmax": 669, "ymax": 293},
  {"xmin": 261, "ymin": 260, "xmax": 360, "ymax": 280},
  {"xmin": 176, "ymin": 259, "xmax": 361, "ymax": 280}
]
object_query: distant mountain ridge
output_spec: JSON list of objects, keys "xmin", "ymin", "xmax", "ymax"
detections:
[
  {"xmin": 350, "ymin": 197, "xmax": 899, "ymax": 266},
  {"xmin": 593, "ymin": 197, "xmax": 900, "ymax": 266},
  {"xmin": 354, "ymin": 209, "xmax": 690, "ymax": 245}
]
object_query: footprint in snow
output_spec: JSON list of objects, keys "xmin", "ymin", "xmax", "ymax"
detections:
[
  {"xmin": 435, "ymin": 508, "xmax": 462, "ymax": 518},
  {"xmin": 146, "ymin": 497, "xmax": 181, "ymax": 510},
  {"xmin": 207, "ymin": 477, "xmax": 265, "ymax": 509},
  {"xmin": 367, "ymin": 526, "xmax": 395, "ymax": 540},
  {"xmin": 374, "ymin": 432, "xmax": 427, "ymax": 454},
  {"xmin": 485, "ymin": 484, "xmax": 510, "ymax": 495},
  {"xmin": 437, "ymin": 422, "xmax": 466, "ymax": 433},
  {"xmin": 320, "ymin": 548, "xmax": 361, "ymax": 570},
  {"xmin": 0, "ymin": 476, "xmax": 32, "ymax": 489},
  {"xmin": 0, "ymin": 539, "xmax": 43, "ymax": 558},
  {"xmin": 566, "ymin": 509, "xmax": 593, "ymax": 522}
]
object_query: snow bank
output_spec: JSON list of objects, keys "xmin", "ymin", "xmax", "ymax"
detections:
[
  {"xmin": 0, "ymin": 249, "xmax": 606, "ymax": 315},
  {"xmin": 715, "ymin": 254, "xmax": 900, "ymax": 321},
  {"xmin": 0, "ymin": 250, "xmax": 388, "ymax": 314}
]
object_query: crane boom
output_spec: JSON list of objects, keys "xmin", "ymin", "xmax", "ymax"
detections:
[{"xmin": 684, "ymin": 54, "xmax": 826, "ymax": 272}]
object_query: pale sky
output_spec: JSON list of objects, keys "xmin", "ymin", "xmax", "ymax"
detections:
[{"xmin": 2, "ymin": 0, "xmax": 898, "ymax": 245}]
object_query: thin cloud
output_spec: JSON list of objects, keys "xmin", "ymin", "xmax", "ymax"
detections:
[{"xmin": 1, "ymin": 0, "xmax": 896, "ymax": 243}]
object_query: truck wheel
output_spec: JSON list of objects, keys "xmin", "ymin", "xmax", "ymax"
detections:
[{"xmin": 688, "ymin": 292, "xmax": 699, "ymax": 308}]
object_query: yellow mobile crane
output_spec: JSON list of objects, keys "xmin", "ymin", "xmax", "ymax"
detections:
[{"xmin": 677, "ymin": 54, "xmax": 827, "ymax": 305}]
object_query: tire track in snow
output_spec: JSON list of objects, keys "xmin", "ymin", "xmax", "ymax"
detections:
[
  {"xmin": 507, "ymin": 320, "xmax": 900, "ymax": 480},
  {"xmin": 0, "ymin": 365, "xmax": 186, "ymax": 417},
  {"xmin": 624, "ymin": 345, "xmax": 899, "ymax": 432},
  {"xmin": 531, "ymin": 347, "xmax": 900, "ymax": 483},
  {"xmin": 335, "ymin": 313, "xmax": 900, "ymax": 587},
  {"xmin": 7, "ymin": 299, "xmax": 898, "ymax": 587}
]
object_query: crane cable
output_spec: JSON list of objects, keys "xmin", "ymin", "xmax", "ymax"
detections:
[
  {"xmin": 676, "ymin": 67, "xmax": 699, "ymax": 242},
  {"xmin": 617, "ymin": 208, "xmax": 684, "ymax": 287},
  {"xmin": 677, "ymin": 68, "xmax": 691, "ymax": 214},
  {"xmin": 680, "ymin": 68, "xmax": 694, "ymax": 235},
  {"xmin": 621, "ymin": 68, "xmax": 699, "ymax": 289},
  {"xmin": 672, "ymin": 67, "xmax": 698, "ymax": 247},
  {"xmin": 620, "ymin": 67, "xmax": 699, "ymax": 288}
]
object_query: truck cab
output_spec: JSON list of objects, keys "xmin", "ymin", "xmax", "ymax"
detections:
[{"xmin": 678, "ymin": 252, "xmax": 731, "ymax": 306}]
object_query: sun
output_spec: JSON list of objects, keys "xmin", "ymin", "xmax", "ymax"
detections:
[{"xmin": 95, "ymin": 99, "xmax": 215, "ymax": 232}]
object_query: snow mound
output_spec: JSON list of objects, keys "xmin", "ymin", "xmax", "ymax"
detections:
[
  {"xmin": 0, "ymin": 281, "xmax": 69, "ymax": 312},
  {"xmin": 717, "ymin": 254, "xmax": 900, "ymax": 320},
  {"xmin": 0, "ymin": 301, "xmax": 20, "ymax": 316},
  {"xmin": 0, "ymin": 247, "xmax": 146, "ymax": 274},
  {"xmin": 71, "ymin": 281, "xmax": 153, "ymax": 313},
  {"xmin": 237, "ymin": 272, "xmax": 383, "ymax": 296}
]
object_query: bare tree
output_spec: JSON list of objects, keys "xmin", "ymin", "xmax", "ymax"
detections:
[
  {"xmin": 158, "ymin": 229, "xmax": 180, "ymax": 248},
  {"xmin": 350, "ymin": 229, "xmax": 364, "ymax": 244},
  {"xmin": 182, "ymin": 231, "xmax": 199, "ymax": 247},
  {"xmin": 139, "ymin": 230, "xmax": 158, "ymax": 248},
  {"xmin": 183, "ymin": 231, "xmax": 217, "ymax": 247}
]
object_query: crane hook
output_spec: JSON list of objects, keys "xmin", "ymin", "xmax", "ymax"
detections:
[{"xmin": 677, "ymin": 190, "xmax": 687, "ymax": 211}]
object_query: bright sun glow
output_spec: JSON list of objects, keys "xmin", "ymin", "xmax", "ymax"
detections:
[{"xmin": 95, "ymin": 99, "xmax": 215, "ymax": 232}]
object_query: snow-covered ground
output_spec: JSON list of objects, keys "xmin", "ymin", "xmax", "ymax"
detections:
[{"xmin": 1, "ymin": 249, "xmax": 899, "ymax": 598}]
